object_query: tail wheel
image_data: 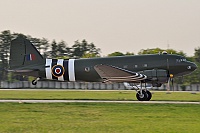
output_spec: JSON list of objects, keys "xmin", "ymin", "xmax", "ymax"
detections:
[
  {"xmin": 136, "ymin": 90, "xmax": 147, "ymax": 101},
  {"xmin": 31, "ymin": 77, "xmax": 41, "ymax": 85},
  {"xmin": 32, "ymin": 80, "xmax": 37, "ymax": 85},
  {"xmin": 146, "ymin": 90, "xmax": 152, "ymax": 101}
]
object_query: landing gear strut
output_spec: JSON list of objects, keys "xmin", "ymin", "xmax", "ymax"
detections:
[{"xmin": 32, "ymin": 77, "xmax": 40, "ymax": 85}]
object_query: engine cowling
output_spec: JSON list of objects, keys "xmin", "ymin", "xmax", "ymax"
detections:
[{"xmin": 139, "ymin": 69, "xmax": 169, "ymax": 87}]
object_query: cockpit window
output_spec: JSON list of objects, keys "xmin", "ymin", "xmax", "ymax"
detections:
[{"xmin": 176, "ymin": 58, "xmax": 187, "ymax": 63}]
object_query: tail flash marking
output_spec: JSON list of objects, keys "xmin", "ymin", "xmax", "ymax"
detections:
[{"xmin": 26, "ymin": 54, "xmax": 36, "ymax": 61}]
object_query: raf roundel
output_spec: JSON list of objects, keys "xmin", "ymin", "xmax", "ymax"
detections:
[{"xmin": 52, "ymin": 65, "xmax": 65, "ymax": 77}]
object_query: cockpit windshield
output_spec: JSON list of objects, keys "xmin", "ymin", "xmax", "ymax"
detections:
[{"xmin": 176, "ymin": 58, "xmax": 187, "ymax": 63}]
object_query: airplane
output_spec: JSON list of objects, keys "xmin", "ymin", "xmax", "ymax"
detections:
[{"xmin": 9, "ymin": 37, "xmax": 197, "ymax": 101}]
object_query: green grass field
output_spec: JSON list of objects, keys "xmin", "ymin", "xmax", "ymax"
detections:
[
  {"xmin": 0, "ymin": 103, "xmax": 199, "ymax": 133},
  {"xmin": 0, "ymin": 90, "xmax": 199, "ymax": 102},
  {"xmin": 0, "ymin": 90, "xmax": 199, "ymax": 133}
]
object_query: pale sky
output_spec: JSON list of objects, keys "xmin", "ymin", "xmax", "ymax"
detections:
[{"xmin": 0, "ymin": 0, "xmax": 200, "ymax": 56}]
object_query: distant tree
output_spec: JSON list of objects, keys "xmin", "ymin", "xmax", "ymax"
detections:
[
  {"xmin": 50, "ymin": 40, "xmax": 58, "ymax": 58},
  {"xmin": 0, "ymin": 30, "xmax": 13, "ymax": 80},
  {"xmin": 194, "ymin": 47, "xmax": 200, "ymax": 63},
  {"xmin": 108, "ymin": 52, "xmax": 124, "ymax": 56},
  {"xmin": 138, "ymin": 48, "xmax": 186, "ymax": 56},
  {"xmin": 71, "ymin": 40, "xmax": 101, "ymax": 58},
  {"xmin": 57, "ymin": 41, "xmax": 67, "ymax": 56},
  {"xmin": 56, "ymin": 41, "xmax": 71, "ymax": 58},
  {"xmin": 40, "ymin": 38, "xmax": 50, "ymax": 58},
  {"xmin": 65, "ymin": 46, "xmax": 72, "ymax": 58},
  {"xmin": 12, "ymin": 33, "xmax": 27, "ymax": 39},
  {"xmin": 107, "ymin": 51, "xmax": 134, "ymax": 57},
  {"xmin": 87, "ymin": 43, "xmax": 101, "ymax": 56},
  {"xmin": 82, "ymin": 53, "xmax": 100, "ymax": 58},
  {"xmin": 71, "ymin": 40, "xmax": 88, "ymax": 58},
  {"xmin": 138, "ymin": 48, "xmax": 162, "ymax": 55},
  {"xmin": 125, "ymin": 52, "xmax": 134, "ymax": 56}
]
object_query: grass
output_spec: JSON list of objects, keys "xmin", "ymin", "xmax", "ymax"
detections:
[
  {"xmin": 0, "ymin": 90, "xmax": 199, "ymax": 132},
  {"xmin": 0, "ymin": 90, "xmax": 199, "ymax": 102},
  {"xmin": 0, "ymin": 102, "xmax": 199, "ymax": 133}
]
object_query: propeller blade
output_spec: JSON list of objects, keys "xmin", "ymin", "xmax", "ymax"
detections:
[
  {"xmin": 171, "ymin": 78, "xmax": 174, "ymax": 92},
  {"xmin": 167, "ymin": 77, "xmax": 170, "ymax": 92}
]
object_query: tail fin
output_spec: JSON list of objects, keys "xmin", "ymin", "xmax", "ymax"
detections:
[{"xmin": 10, "ymin": 37, "xmax": 44, "ymax": 69}]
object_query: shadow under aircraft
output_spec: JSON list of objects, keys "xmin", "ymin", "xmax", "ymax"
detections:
[{"xmin": 9, "ymin": 37, "xmax": 197, "ymax": 101}]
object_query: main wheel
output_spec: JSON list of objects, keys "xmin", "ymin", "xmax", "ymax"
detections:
[
  {"xmin": 146, "ymin": 90, "xmax": 152, "ymax": 101},
  {"xmin": 32, "ymin": 80, "xmax": 37, "ymax": 85},
  {"xmin": 136, "ymin": 90, "xmax": 147, "ymax": 101}
]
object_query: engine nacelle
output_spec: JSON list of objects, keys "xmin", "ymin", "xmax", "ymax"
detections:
[{"xmin": 139, "ymin": 69, "xmax": 169, "ymax": 87}]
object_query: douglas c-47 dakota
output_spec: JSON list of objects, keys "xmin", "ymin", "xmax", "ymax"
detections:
[{"xmin": 9, "ymin": 37, "xmax": 197, "ymax": 101}]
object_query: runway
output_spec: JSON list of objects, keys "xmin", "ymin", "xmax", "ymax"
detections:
[{"xmin": 0, "ymin": 100, "xmax": 199, "ymax": 104}]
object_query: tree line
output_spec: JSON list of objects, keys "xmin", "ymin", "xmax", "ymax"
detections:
[{"xmin": 0, "ymin": 30, "xmax": 200, "ymax": 86}]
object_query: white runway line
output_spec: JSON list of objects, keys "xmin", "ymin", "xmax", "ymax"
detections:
[{"xmin": 0, "ymin": 100, "xmax": 199, "ymax": 104}]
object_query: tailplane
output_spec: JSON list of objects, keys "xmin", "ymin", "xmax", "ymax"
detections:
[{"xmin": 9, "ymin": 37, "xmax": 44, "ymax": 70}]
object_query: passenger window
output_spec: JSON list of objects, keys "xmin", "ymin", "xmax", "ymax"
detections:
[
  {"xmin": 134, "ymin": 65, "xmax": 138, "ymax": 68},
  {"xmin": 123, "ymin": 65, "xmax": 128, "ymax": 69},
  {"xmin": 85, "ymin": 67, "xmax": 90, "ymax": 72},
  {"xmin": 144, "ymin": 64, "xmax": 148, "ymax": 67}
]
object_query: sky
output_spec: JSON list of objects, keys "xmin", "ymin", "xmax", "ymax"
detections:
[{"xmin": 0, "ymin": 0, "xmax": 200, "ymax": 56}]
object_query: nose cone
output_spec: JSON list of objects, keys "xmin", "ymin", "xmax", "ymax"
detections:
[{"xmin": 187, "ymin": 62, "xmax": 197, "ymax": 72}]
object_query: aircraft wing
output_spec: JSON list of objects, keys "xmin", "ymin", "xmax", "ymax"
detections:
[{"xmin": 94, "ymin": 64, "xmax": 147, "ymax": 83}]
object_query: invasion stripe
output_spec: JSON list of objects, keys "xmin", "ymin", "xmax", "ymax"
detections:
[
  {"xmin": 68, "ymin": 59, "xmax": 75, "ymax": 81},
  {"xmin": 63, "ymin": 60, "xmax": 69, "ymax": 81},
  {"xmin": 52, "ymin": 59, "xmax": 58, "ymax": 80},
  {"xmin": 45, "ymin": 59, "xmax": 52, "ymax": 80},
  {"xmin": 57, "ymin": 59, "xmax": 64, "ymax": 81}
]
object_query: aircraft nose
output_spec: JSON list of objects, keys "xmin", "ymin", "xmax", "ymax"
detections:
[{"xmin": 187, "ymin": 62, "xmax": 197, "ymax": 71}]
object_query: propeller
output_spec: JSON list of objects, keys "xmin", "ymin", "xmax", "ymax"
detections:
[
  {"xmin": 167, "ymin": 74, "xmax": 174, "ymax": 92},
  {"xmin": 170, "ymin": 74, "xmax": 174, "ymax": 92},
  {"xmin": 166, "ymin": 59, "xmax": 174, "ymax": 92}
]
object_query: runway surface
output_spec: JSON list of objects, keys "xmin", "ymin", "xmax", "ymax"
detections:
[{"xmin": 0, "ymin": 100, "xmax": 199, "ymax": 104}]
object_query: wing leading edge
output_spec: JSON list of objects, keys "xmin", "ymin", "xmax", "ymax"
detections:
[{"xmin": 94, "ymin": 64, "xmax": 147, "ymax": 83}]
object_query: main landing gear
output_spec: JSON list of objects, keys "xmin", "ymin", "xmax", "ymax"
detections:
[
  {"xmin": 123, "ymin": 82, "xmax": 152, "ymax": 101},
  {"xmin": 136, "ymin": 90, "xmax": 152, "ymax": 101},
  {"xmin": 32, "ymin": 77, "xmax": 41, "ymax": 85}
]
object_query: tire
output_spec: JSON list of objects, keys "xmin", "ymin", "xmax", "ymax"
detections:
[
  {"xmin": 136, "ymin": 90, "xmax": 147, "ymax": 101},
  {"xmin": 146, "ymin": 90, "xmax": 152, "ymax": 101},
  {"xmin": 32, "ymin": 80, "xmax": 37, "ymax": 85}
]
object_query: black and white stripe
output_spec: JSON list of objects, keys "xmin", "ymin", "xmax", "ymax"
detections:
[
  {"xmin": 51, "ymin": 59, "xmax": 58, "ymax": 80},
  {"xmin": 45, "ymin": 59, "xmax": 76, "ymax": 81},
  {"xmin": 68, "ymin": 59, "xmax": 75, "ymax": 81},
  {"xmin": 103, "ymin": 74, "xmax": 147, "ymax": 82}
]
